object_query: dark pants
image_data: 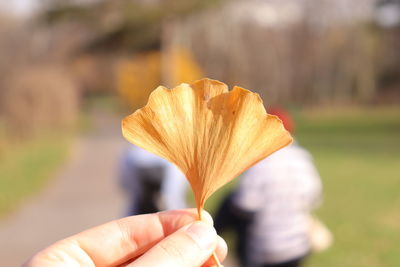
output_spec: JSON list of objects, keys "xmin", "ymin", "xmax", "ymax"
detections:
[
  {"xmin": 214, "ymin": 193, "xmax": 254, "ymax": 267},
  {"xmin": 125, "ymin": 166, "xmax": 164, "ymax": 216}
]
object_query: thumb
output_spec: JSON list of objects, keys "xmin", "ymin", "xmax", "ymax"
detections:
[{"xmin": 129, "ymin": 221, "xmax": 218, "ymax": 267}]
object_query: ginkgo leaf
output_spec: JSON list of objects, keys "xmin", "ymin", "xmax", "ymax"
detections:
[{"xmin": 122, "ymin": 78, "xmax": 292, "ymax": 214}]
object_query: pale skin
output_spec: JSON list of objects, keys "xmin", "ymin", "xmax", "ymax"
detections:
[{"xmin": 23, "ymin": 209, "xmax": 227, "ymax": 267}]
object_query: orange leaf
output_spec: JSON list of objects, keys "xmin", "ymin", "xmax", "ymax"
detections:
[{"xmin": 122, "ymin": 78, "xmax": 292, "ymax": 213}]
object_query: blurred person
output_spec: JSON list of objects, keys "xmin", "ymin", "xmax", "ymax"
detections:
[
  {"xmin": 119, "ymin": 145, "xmax": 189, "ymax": 216},
  {"xmin": 23, "ymin": 209, "xmax": 228, "ymax": 267},
  {"xmin": 215, "ymin": 108, "xmax": 323, "ymax": 267},
  {"xmin": 214, "ymin": 192, "xmax": 251, "ymax": 266}
]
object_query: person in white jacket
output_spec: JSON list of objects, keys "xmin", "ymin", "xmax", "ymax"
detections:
[
  {"xmin": 215, "ymin": 108, "xmax": 323, "ymax": 267},
  {"xmin": 119, "ymin": 145, "xmax": 189, "ymax": 216},
  {"xmin": 233, "ymin": 141, "xmax": 322, "ymax": 267}
]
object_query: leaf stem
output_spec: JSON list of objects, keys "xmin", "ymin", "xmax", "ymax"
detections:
[{"xmin": 198, "ymin": 208, "xmax": 222, "ymax": 267}]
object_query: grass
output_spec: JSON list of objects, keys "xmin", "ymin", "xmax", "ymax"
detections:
[
  {"xmin": 296, "ymin": 109, "xmax": 400, "ymax": 267},
  {"xmin": 0, "ymin": 135, "xmax": 70, "ymax": 217},
  {"xmin": 205, "ymin": 107, "xmax": 400, "ymax": 267}
]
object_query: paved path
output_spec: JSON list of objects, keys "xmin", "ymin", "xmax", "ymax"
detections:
[
  {"xmin": 0, "ymin": 110, "xmax": 126, "ymax": 266},
  {"xmin": 0, "ymin": 109, "xmax": 238, "ymax": 267}
]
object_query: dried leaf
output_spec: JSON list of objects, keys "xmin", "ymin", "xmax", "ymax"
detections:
[{"xmin": 122, "ymin": 78, "xmax": 292, "ymax": 212}]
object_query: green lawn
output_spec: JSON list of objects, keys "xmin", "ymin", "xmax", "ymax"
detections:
[
  {"xmin": 205, "ymin": 108, "xmax": 400, "ymax": 267},
  {"xmin": 297, "ymin": 109, "xmax": 400, "ymax": 267},
  {"xmin": 0, "ymin": 136, "xmax": 70, "ymax": 217}
]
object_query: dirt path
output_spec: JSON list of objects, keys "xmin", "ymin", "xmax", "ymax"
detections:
[{"xmin": 0, "ymin": 110, "xmax": 126, "ymax": 266}]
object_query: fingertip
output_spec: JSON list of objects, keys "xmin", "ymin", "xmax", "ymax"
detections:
[
  {"xmin": 200, "ymin": 210, "xmax": 214, "ymax": 225},
  {"xmin": 185, "ymin": 221, "xmax": 217, "ymax": 250},
  {"xmin": 132, "ymin": 220, "xmax": 218, "ymax": 267}
]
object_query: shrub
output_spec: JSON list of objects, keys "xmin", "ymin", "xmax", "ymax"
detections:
[{"xmin": 0, "ymin": 65, "xmax": 79, "ymax": 137}]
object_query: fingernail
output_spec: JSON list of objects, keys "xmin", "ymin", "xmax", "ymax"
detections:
[{"xmin": 185, "ymin": 221, "xmax": 216, "ymax": 250}]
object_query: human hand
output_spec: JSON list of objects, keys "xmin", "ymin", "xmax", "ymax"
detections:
[{"xmin": 23, "ymin": 209, "xmax": 227, "ymax": 267}]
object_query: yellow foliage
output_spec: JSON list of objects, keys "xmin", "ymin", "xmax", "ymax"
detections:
[
  {"xmin": 116, "ymin": 48, "xmax": 203, "ymax": 109},
  {"xmin": 169, "ymin": 47, "xmax": 204, "ymax": 86},
  {"xmin": 117, "ymin": 52, "xmax": 161, "ymax": 109}
]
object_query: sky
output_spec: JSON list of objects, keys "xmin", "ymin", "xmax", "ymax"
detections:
[
  {"xmin": 0, "ymin": 0, "xmax": 40, "ymax": 16},
  {"xmin": 0, "ymin": 0, "xmax": 102, "ymax": 17}
]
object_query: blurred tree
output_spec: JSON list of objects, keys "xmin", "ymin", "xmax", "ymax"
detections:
[
  {"xmin": 0, "ymin": 15, "xmax": 80, "ymax": 137},
  {"xmin": 116, "ymin": 47, "xmax": 203, "ymax": 109},
  {"xmin": 0, "ymin": 65, "xmax": 78, "ymax": 137},
  {"xmin": 116, "ymin": 51, "xmax": 161, "ymax": 109},
  {"xmin": 165, "ymin": 0, "xmax": 391, "ymax": 106},
  {"xmin": 41, "ymin": 0, "xmax": 221, "ymax": 53},
  {"xmin": 37, "ymin": 0, "xmax": 217, "ymax": 106},
  {"xmin": 162, "ymin": 46, "xmax": 204, "ymax": 87}
]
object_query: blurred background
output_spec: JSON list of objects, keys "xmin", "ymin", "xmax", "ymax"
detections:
[{"xmin": 0, "ymin": 0, "xmax": 399, "ymax": 266}]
